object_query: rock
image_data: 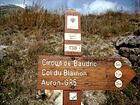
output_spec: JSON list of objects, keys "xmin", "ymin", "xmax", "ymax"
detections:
[
  {"xmin": 116, "ymin": 37, "xmax": 125, "ymax": 48},
  {"xmin": 0, "ymin": 45, "xmax": 8, "ymax": 60},
  {"xmin": 119, "ymin": 47, "xmax": 130, "ymax": 58},
  {"xmin": 111, "ymin": 53, "xmax": 121, "ymax": 58},
  {"xmin": 129, "ymin": 55, "xmax": 138, "ymax": 65},
  {"xmin": 53, "ymin": 90, "xmax": 63, "ymax": 105},
  {"xmin": 129, "ymin": 48, "xmax": 135, "ymax": 54},
  {"xmin": 137, "ymin": 55, "xmax": 140, "ymax": 66},
  {"xmin": 130, "ymin": 48, "xmax": 140, "ymax": 55},
  {"xmin": 81, "ymin": 102, "xmax": 84, "ymax": 105},
  {"xmin": 116, "ymin": 35, "xmax": 139, "ymax": 48},
  {"xmin": 45, "ymin": 90, "xmax": 63, "ymax": 105},
  {"xmin": 36, "ymin": 90, "xmax": 46, "ymax": 99},
  {"xmin": 121, "ymin": 57, "xmax": 132, "ymax": 67},
  {"xmin": 136, "ymin": 36, "xmax": 140, "ymax": 45},
  {"xmin": 82, "ymin": 90, "xmax": 106, "ymax": 105},
  {"xmin": 125, "ymin": 35, "xmax": 137, "ymax": 47},
  {"xmin": 36, "ymin": 90, "xmax": 63, "ymax": 105},
  {"xmin": 134, "ymin": 29, "xmax": 140, "ymax": 36},
  {"xmin": 135, "ymin": 48, "xmax": 140, "ymax": 55},
  {"xmin": 116, "ymin": 34, "xmax": 140, "ymax": 66},
  {"xmin": 45, "ymin": 90, "xmax": 54, "ymax": 99},
  {"xmin": 0, "ymin": 45, "xmax": 8, "ymax": 51}
]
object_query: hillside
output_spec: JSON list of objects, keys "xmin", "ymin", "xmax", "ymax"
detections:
[
  {"xmin": 0, "ymin": 5, "xmax": 24, "ymax": 15},
  {"xmin": 0, "ymin": 8, "xmax": 140, "ymax": 105}
]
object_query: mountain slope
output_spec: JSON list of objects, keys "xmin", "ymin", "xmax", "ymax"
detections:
[{"xmin": 0, "ymin": 4, "xmax": 24, "ymax": 15}]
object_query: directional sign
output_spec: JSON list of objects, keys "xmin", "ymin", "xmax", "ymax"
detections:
[
  {"xmin": 37, "ymin": 56, "xmax": 136, "ymax": 90},
  {"xmin": 64, "ymin": 44, "xmax": 81, "ymax": 52},
  {"xmin": 64, "ymin": 33, "xmax": 81, "ymax": 41}
]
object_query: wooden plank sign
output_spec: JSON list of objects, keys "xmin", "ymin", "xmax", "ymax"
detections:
[
  {"xmin": 64, "ymin": 9, "xmax": 81, "ymax": 56},
  {"xmin": 37, "ymin": 56, "xmax": 136, "ymax": 90},
  {"xmin": 65, "ymin": 9, "xmax": 81, "ymax": 33}
]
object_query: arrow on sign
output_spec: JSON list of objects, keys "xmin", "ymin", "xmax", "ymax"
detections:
[{"xmin": 37, "ymin": 56, "xmax": 136, "ymax": 90}]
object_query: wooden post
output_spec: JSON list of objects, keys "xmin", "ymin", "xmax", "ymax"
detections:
[{"xmin": 64, "ymin": 9, "xmax": 81, "ymax": 105}]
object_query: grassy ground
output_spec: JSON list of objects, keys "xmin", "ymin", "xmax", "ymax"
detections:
[{"xmin": 0, "ymin": 8, "xmax": 140, "ymax": 105}]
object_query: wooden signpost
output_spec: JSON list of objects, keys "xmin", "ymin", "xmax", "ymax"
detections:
[
  {"xmin": 37, "ymin": 10, "xmax": 136, "ymax": 105},
  {"xmin": 37, "ymin": 56, "xmax": 136, "ymax": 90},
  {"xmin": 64, "ymin": 9, "xmax": 81, "ymax": 104}
]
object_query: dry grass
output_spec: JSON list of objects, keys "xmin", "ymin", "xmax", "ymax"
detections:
[
  {"xmin": 0, "ymin": 9, "xmax": 139, "ymax": 39},
  {"xmin": 81, "ymin": 11, "xmax": 140, "ymax": 38}
]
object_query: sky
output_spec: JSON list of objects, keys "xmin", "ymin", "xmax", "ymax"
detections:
[{"xmin": 0, "ymin": 0, "xmax": 140, "ymax": 14}]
